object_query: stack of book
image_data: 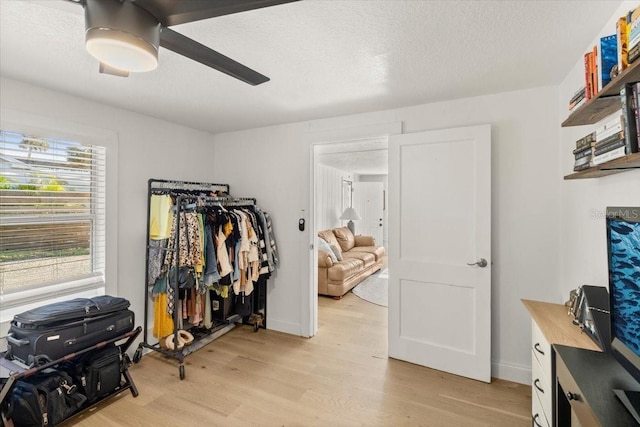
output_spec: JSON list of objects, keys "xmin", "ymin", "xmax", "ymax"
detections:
[
  {"xmin": 568, "ymin": 87, "xmax": 586, "ymax": 111},
  {"xmin": 573, "ymin": 132, "xmax": 595, "ymax": 171},
  {"xmin": 593, "ymin": 114, "xmax": 625, "ymax": 166}
]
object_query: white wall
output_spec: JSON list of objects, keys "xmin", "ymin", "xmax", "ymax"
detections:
[
  {"xmin": 316, "ymin": 163, "xmax": 350, "ymax": 231},
  {"xmin": 558, "ymin": 1, "xmax": 640, "ymax": 301},
  {"xmin": 212, "ymin": 85, "xmax": 561, "ymax": 383},
  {"xmin": 0, "ymin": 77, "xmax": 217, "ymax": 349}
]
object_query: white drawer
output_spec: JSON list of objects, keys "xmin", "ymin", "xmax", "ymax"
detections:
[
  {"xmin": 531, "ymin": 321, "xmax": 551, "ymax": 384},
  {"xmin": 531, "ymin": 349, "xmax": 552, "ymax": 423},
  {"xmin": 532, "ymin": 390, "xmax": 550, "ymax": 427}
]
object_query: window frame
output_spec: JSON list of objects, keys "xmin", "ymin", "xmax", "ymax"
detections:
[{"xmin": 0, "ymin": 109, "xmax": 118, "ymax": 316}]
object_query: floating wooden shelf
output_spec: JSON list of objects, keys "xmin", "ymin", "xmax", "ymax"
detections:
[
  {"xmin": 564, "ymin": 152, "xmax": 640, "ymax": 180},
  {"xmin": 562, "ymin": 59, "xmax": 640, "ymax": 127}
]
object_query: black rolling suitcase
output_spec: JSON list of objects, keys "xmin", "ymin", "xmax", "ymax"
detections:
[{"xmin": 6, "ymin": 295, "xmax": 134, "ymax": 366}]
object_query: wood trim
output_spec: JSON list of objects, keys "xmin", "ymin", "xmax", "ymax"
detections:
[{"xmin": 522, "ymin": 299, "xmax": 601, "ymax": 352}]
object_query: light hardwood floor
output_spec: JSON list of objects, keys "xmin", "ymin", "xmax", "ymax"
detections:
[{"xmin": 67, "ymin": 293, "xmax": 531, "ymax": 426}]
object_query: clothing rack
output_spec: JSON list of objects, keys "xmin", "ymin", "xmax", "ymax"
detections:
[{"xmin": 134, "ymin": 179, "xmax": 274, "ymax": 380}]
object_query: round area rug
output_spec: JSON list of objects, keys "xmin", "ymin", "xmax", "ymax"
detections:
[{"xmin": 352, "ymin": 268, "xmax": 388, "ymax": 307}]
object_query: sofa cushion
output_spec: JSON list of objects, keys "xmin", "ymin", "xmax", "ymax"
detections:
[
  {"xmin": 317, "ymin": 238, "xmax": 337, "ymax": 262},
  {"xmin": 318, "ymin": 230, "xmax": 342, "ymax": 255},
  {"xmin": 327, "ymin": 258, "xmax": 364, "ymax": 281},
  {"xmin": 342, "ymin": 251, "xmax": 375, "ymax": 268},
  {"xmin": 333, "ymin": 227, "xmax": 355, "ymax": 252},
  {"xmin": 349, "ymin": 246, "xmax": 386, "ymax": 261},
  {"xmin": 329, "ymin": 243, "xmax": 343, "ymax": 261}
]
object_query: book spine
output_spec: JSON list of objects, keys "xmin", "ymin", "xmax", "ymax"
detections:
[
  {"xmin": 595, "ymin": 130, "xmax": 624, "ymax": 149},
  {"xmin": 621, "ymin": 84, "xmax": 639, "ymax": 154},
  {"xmin": 634, "ymin": 82, "xmax": 640, "ymax": 152},
  {"xmin": 629, "ymin": 42, "xmax": 640, "ymax": 64},
  {"xmin": 600, "ymin": 34, "xmax": 617, "ymax": 88},
  {"xmin": 593, "ymin": 146, "xmax": 626, "ymax": 165},
  {"xmin": 596, "ymin": 122, "xmax": 623, "ymax": 142},
  {"xmin": 585, "ymin": 52, "xmax": 592, "ymax": 100},
  {"xmin": 574, "ymin": 147, "xmax": 594, "ymax": 160},
  {"xmin": 573, "ymin": 162, "xmax": 592, "ymax": 172},
  {"xmin": 592, "ymin": 46, "xmax": 598, "ymax": 94},
  {"xmin": 575, "ymin": 132, "xmax": 595, "ymax": 151},
  {"xmin": 618, "ymin": 16, "xmax": 629, "ymax": 72},
  {"xmin": 594, "ymin": 139, "xmax": 626, "ymax": 156}
]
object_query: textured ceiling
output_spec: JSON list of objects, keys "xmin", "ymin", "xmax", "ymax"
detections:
[{"xmin": 0, "ymin": 0, "xmax": 622, "ymax": 137}]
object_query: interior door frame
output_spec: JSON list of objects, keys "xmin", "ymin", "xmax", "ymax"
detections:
[{"xmin": 305, "ymin": 121, "xmax": 402, "ymax": 338}]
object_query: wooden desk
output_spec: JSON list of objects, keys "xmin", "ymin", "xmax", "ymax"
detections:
[
  {"xmin": 522, "ymin": 300, "xmax": 601, "ymax": 427},
  {"xmin": 555, "ymin": 344, "xmax": 639, "ymax": 426},
  {"xmin": 522, "ymin": 300, "xmax": 601, "ymax": 352}
]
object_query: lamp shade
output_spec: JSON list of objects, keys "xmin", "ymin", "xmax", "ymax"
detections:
[{"xmin": 339, "ymin": 207, "xmax": 361, "ymax": 221}]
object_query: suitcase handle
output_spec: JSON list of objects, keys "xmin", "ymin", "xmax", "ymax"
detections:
[{"xmin": 6, "ymin": 333, "xmax": 29, "ymax": 346}]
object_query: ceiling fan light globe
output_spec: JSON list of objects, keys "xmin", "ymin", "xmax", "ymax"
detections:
[{"xmin": 86, "ymin": 29, "xmax": 158, "ymax": 72}]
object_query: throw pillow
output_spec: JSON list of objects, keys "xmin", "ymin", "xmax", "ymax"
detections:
[
  {"xmin": 329, "ymin": 243, "xmax": 343, "ymax": 261},
  {"xmin": 318, "ymin": 238, "xmax": 337, "ymax": 263}
]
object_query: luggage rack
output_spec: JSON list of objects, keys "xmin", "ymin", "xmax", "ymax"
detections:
[{"xmin": 0, "ymin": 326, "xmax": 141, "ymax": 424}]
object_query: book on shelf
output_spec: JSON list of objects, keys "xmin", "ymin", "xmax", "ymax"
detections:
[
  {"xmin": 584, "ymin": 52, "xmax": 593, "ymax": 100},
  {"xmin": 629, "ymin": 42, "xmax": 640, "ymax": 64},
  {"xmin": 633, "ymin": 82, "xmax": 640, "ymax": 152},
  {"xmin": 574, "ymin": 154, "xmax": 592, "ymax": 168},
  {"xmin": 593, "ymin": 146, "xmax": 627, "ymax": 165},
  {"xmin": 620, "ymin": 84, "xmax": 639, "ymax": 154},
  {"xmin": 618, "ymin": 16, "xmax": 629, "ymax": 73},
  {"xmin": 575, "ymin": 132, "xmax": 596, "ymax": 151},
  {"xmin": 599, "ymin": 34, "xmax": 618, "ymax": 89},
  {"xmin": 628, "ymin": 7, "xmax": 640, "ymax": 51},
  {"xmin": 595, "ymin": 130, "xmax": 624, "ymax": 149},
  {"xmin": 568, "ymin": 87, "xmax": 586, "ymax": 110},
  {"xmin": 570, "ymin": 96, "xmax": 587, "ymax": 111},
  {"xmin": 573, "ymin": 162, "xmax": 593, "ymax": 172},
  {"xmin": 591, "ymin": 46, "xmax": 598, "ymax": 96},
  {"xmin": 574, "ymin": 146, "xmax": 594, "ymax": 160},
  {"xmin": 594, "ymin": 138, "xmax": 626, "ymax": 156},
  {"xmin": 596, "ymin": 113, "xmax": 623, "ymax": 136}
]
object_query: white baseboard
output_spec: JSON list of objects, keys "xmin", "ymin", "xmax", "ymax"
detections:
[
  {"xmin": 266, "ymin": 318, "xmax": 302, "ymax": 336},
  {"xmin": 492, "ymin": 360, "xmax": 530, "ymax": 385}
]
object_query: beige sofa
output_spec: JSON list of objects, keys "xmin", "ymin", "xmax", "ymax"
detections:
[{"xmin": 317, "ymin": 227, "xmax": 385, "ymax": 298}]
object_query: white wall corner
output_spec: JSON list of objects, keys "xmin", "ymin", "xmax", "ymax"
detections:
[{"xmin": 491, "ymin": 360, "xmax": 530, "ymax": 385}]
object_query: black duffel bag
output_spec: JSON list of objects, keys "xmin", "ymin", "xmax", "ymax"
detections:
[{"xmin": 9, "ymin": 369, "xmax": 86, "ymax": 427}]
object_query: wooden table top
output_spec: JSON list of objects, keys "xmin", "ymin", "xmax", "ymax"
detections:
[{"xmin": 522, "ymin": 299, "xmax": 601, "ymax": 352}]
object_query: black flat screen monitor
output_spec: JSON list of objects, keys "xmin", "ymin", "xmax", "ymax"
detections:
[{"xmin": 606, "ymin": 206, "xmax": 640, "ymax": 422}]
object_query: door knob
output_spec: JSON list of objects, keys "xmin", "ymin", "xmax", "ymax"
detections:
[{"xmin": 467, "ymin": 258, "xmax": 488, "ymax": 268}]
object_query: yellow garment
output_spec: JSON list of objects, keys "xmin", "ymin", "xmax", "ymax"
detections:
[
  {"xmin": 149, "ymin": 195, "xmax": 173, "ymax": 239},
  {"xmin": 195, "ymin": 213, "xmax": 205, "ymax": 274},
  {"xmin": 153, "ymin": 293, "xmax": 174, "ymax": 339}
]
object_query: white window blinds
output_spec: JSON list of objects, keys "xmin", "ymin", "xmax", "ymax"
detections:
[{"xmin": 0, "ymin": 130, "xmax": 106, "ymax": 295}]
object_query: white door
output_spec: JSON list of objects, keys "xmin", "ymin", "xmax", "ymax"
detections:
[
  {"xmin": 352, "ymin": 181, "xmax": 384, "ymax": 244},
  {"xmin": 388, "ymin": 125, "xmax": 491, "ymax": 382}
]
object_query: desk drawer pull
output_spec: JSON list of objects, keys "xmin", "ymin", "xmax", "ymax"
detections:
[
  {"xmin": 533, "ymin": 413, "xmax": 543, "ymax": 427},
  {"xmin": 534, "ymin": 343, "xmax": 545, "ymax": 356},
  {"xmin": 566, "ymin": 391, "xmax": 579, "ymax": 401},
  {"xmin": 533, "ymin": 378, "xmax": 545, "ymax": 394}
]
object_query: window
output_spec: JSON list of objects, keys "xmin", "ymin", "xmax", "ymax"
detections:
[{"xmin": 0, "ymin": 130, "xmax": 106, "ymax": 297}]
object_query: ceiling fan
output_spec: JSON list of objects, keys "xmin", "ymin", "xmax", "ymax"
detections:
[{"xmin": 66, "ymin": 0, "xmax": 298, "ymax": 84}]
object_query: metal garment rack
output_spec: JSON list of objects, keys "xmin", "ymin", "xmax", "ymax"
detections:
[{"xmin": 133, "ymin": 179, "xmax": 264, "ymax": 380}]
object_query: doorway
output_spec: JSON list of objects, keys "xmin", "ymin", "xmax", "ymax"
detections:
[{"xmin": 312, "ymin": 137, "xmax": 390, "ymax": 337}]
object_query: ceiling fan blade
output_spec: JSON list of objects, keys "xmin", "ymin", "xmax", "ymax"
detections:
[
  {"xmin": 160, "ymin": 27, "xmax": 269, "ymax": 85},
  {"xmin": 99, "ymin": 63, "xmax": 130, "ymax": 77},
  {"xmin": 132, "ymin": 0, "xmax": 299, "ymax": 27}
]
